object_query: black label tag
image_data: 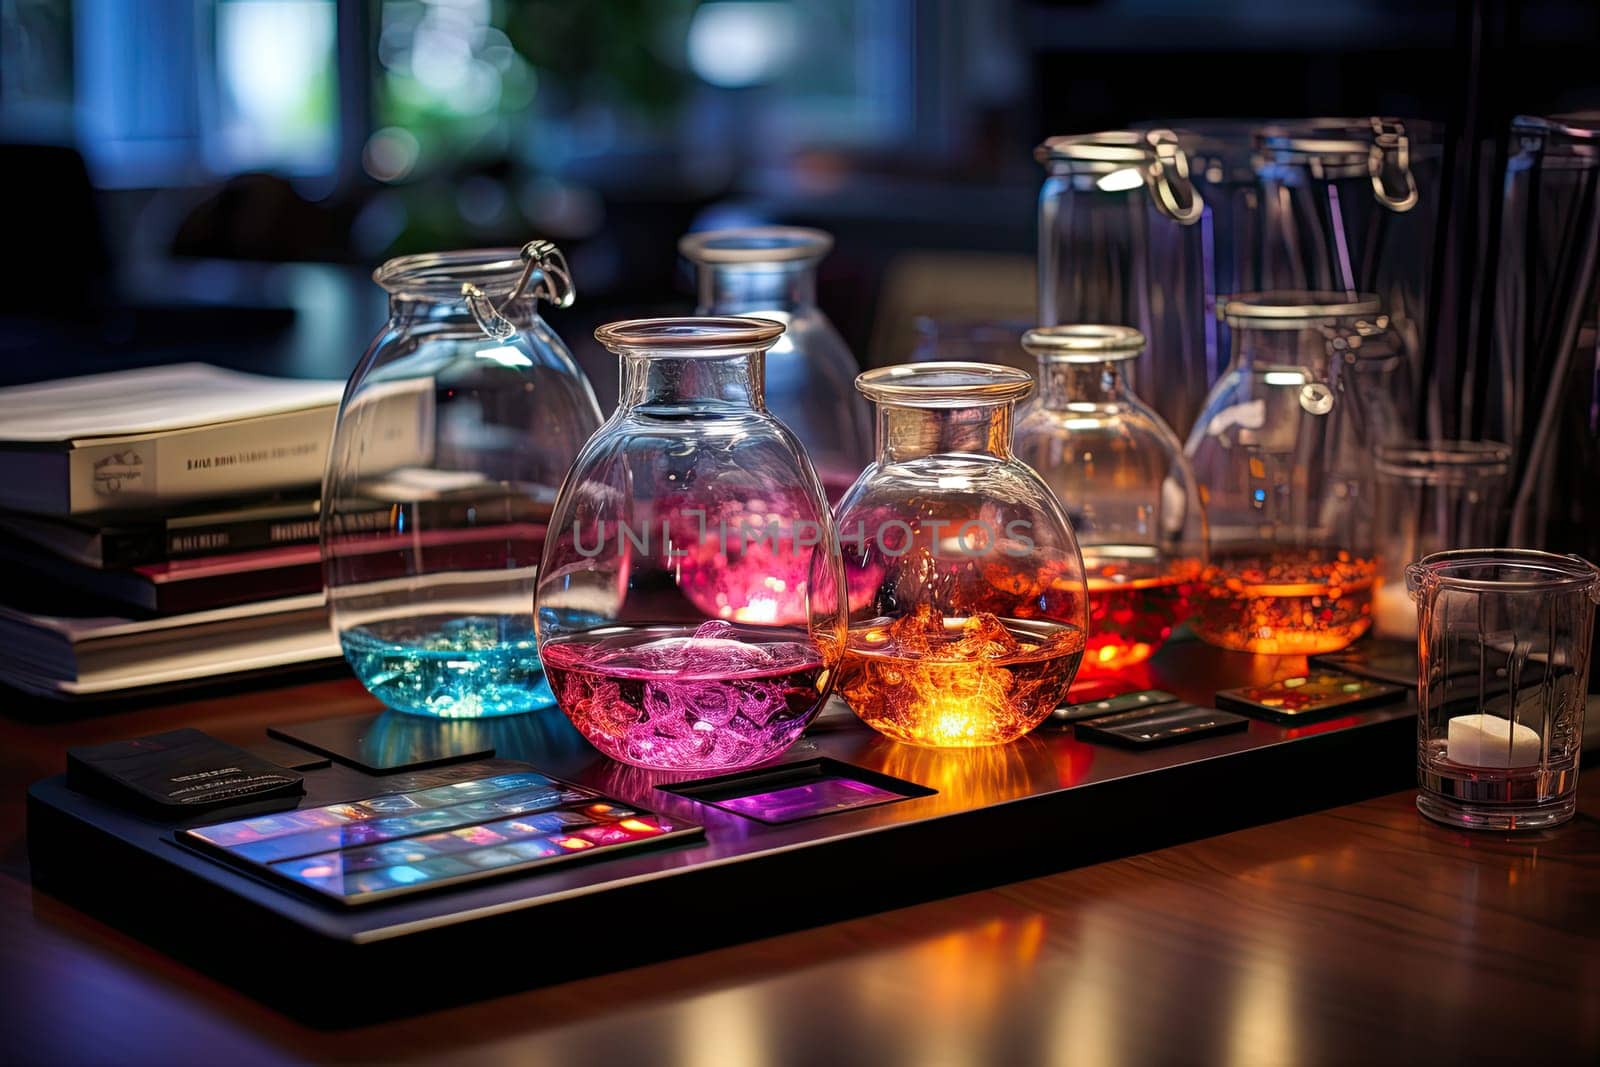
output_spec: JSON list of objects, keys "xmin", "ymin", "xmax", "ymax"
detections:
[{"xmin": 68, "ymin": 728, "xmax": 304, "ymax": 815}]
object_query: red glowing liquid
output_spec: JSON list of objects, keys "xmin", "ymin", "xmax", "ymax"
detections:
[
  {"xmin": 1079, "ymin": 572, "xmax": 1196, "ymax": 677},
  {"xmin": 540, "ymin": 621, "xmax": 830, "ymax": 770}
]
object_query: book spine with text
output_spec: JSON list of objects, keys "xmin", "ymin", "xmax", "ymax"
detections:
[
  {"xmin": 98, "ymin": 507, "xmax": 394, "ymax": 569},
  {"xmin": 63, "ymin": 382, "xmax": 434, "ymax": 514},
  {"xmin": 67, "ymin": 407, "xmax": 333, "ymax": 513}
]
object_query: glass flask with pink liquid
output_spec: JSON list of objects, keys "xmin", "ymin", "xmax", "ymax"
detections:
[{"xmin": 534, "ymin": 317, "xmax": 848, "ymax": 771}]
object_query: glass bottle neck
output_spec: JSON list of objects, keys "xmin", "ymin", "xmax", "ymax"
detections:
[
  {"xmin": 1033, "ymin": 359, "xmax": 1128, "ymax": 409},
  {"xmin": 695, "ymin": 262, "xmax": 817, "ymax": 315},
  {"xmin": 877, "ymin": 402, "xmax": 1014, "ymax": 462},
  {"xmin": 1231, "ymin": 326, "xmax": 1336, "ymax": 374},
  {"xmin": 619, "ymin": 352, "xmax": 765, "ymax": 413}
]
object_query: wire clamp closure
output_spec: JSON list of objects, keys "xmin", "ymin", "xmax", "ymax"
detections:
[{"xmin": 463, "ymin": 239, "xmax": 576, "ymax": 341}]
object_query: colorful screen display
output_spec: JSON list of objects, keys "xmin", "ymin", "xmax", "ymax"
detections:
[
  {"xmin": 1215, "ymin": 671, "xmax": 1407, "ymax": 720},
  {"xmin": 710, "ymin": 776, "xmax": 904, "ymax": 824},
  {"xmin": 179, "ymin": 766, "xmax": 701, "ymax": 905}
]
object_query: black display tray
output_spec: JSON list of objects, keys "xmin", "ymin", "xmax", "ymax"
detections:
[{"xmin": 27, "ymin": 681, "xmax": 1416, "ymax": 1026}]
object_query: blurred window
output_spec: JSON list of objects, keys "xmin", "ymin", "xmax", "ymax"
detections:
[
  {"xmin": 774, "ymin": 0, "xmax": 915, "ymax": 146},
  {"xmin": 368, "ymin": 0, "xmax": 536, "ymax": 181},
  {"xmin": 212, "ymin": 0, "xmax": 338, "ymax": 173},
  {"xmin": 44, "ymin": 0, "xmax": 917, "ymax": 189},
  {"xmin": 71, "ymin": 0, "xmax": 338, "ymax": 187}
]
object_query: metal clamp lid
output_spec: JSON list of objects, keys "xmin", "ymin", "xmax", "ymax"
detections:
[
  {"xmin": 463, "ymin": 239, "xmax": 575, "ymax": 341},
  {"xmin": 1368, "ymin": 118, "xmax": 1418, "ymax": 212},
  {"xmin": 1146, "ymin": 129, "xmax": 1204, "ymax": 225}
]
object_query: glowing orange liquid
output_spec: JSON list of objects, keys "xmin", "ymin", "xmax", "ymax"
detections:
[
  {"xmin": 838, "ymin": 609, "xmax": 1085, "ymax": 748},
  {"xmin": 1080, "ymin": 571, "xmax": 1197, "ymax": 676},
  {"xmin": 1193, "ymin": 552, "xmax": 1376, "ymax": 654}
]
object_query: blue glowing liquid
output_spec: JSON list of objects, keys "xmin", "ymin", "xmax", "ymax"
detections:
[{"xmin": 340, "ymin": 615, "xmax": 555, "ymax": 718}]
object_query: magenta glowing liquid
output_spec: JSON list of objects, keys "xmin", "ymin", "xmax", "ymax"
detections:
[{"xmin": 540, "ymin": 621, "xmax": 830, "ymax": 770}]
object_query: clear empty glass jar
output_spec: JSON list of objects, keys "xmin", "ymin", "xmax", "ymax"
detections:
[
  {"xmin": 680, "ymin": 226, "xmax": 871, "ymax": 499},
  {"xmin": 1409, "ymin": 549, "xmax": 1599, "ymax": 830},
  {"xmin": 1252, "ymin": 118, "xmax": 1438, "ymax": 416},
  {"xmin": 1036, "ymin": 129, "xmax": 1212, "ymax": 438},
  {"xmin": 322, "ymin": 241, "xmax": 603, "ymax": 717},
  {"xmin": 1151, "ymin": 118, "xmax": 1440, "ymax": 427},
  {"xmin": 534, "ymin": 316, "xmax": 847, "ymax": 771},
  {"xmin": 1185, "ymin": 291, "xmax": 1404, "ymax": 654},
  {"xmin": 1372, "ymin": 440, "xmax": 1511, "ymax": 639},
  {"xmin": 1496, "ymin": 114, "xmax": 1600, "ymax": 548},
  {"xmin": 1014, "ymin": 326, "xmax": 1207, "ymax": 677},
  {"xmin": 1252, "ymin": 118, "xmax": 1429, "ymax": 289},
  {"xmin": 833, "ymin": 363, "xmax": 1089, "ymax": 748}
]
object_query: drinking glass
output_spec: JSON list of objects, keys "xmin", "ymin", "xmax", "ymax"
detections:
[
  {"xmin": 534, "ymin": 316, "xmax": 847, "ymax": 771},
  {"xmin": 1408, "ymin": 549, "xmax": 1600, "ymax": 830},
  {"xmin": 1372, "ymin": 441, "xmax": 1511, "ymax": 639}
]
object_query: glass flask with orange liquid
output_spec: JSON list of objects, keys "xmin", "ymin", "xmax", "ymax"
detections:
[
  {"xmin": 832, "ymin": 363, "xmax": 1090, "ymax": 747},
  {"xmin": 1184, "ymin": 292, "xmax": 1404, "ymax": 654},
  {"xmin": 1013, "ymin": 326, "xmax": 1206, "ymax": 677}
]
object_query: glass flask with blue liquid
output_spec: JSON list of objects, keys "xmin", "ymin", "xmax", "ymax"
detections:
[{"xmin": 322, "ymin": 241, "xmax": 603, "ymax": 717}]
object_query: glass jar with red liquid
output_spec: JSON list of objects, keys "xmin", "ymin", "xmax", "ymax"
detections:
[
  {"xmin": 1184, "ymin": 292, "xmax": 1405, "ymax": 654},
  {"xmin": 832, "ymin": 363, "xmax": 1090, "ymax": 748},
  {"xmin": 534, "ymin": 317, "xmax": 848, "ymax": 771},
  {"xmin": 1013, "ymin": 325, "xmax": 1207, "ymax": 678}
]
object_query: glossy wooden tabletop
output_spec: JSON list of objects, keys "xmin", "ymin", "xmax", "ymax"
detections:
[{"xmin": 3, "ymin": 674, "xmax": 1598, "ymax": 1065}]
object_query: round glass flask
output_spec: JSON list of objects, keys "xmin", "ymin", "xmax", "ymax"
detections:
[
  {"xmin": 322, "ymin": 241, "xmax": 603, "ymax": 717},
  {"xmin": 1184, "ymin": 291, "xmax": 1404, "ymax": 654},
  {"xmin": 1013, "ymin": 325, "xmax": 1207, "ymax": 677},
  {"xmin": 833, "ymin": 363, "xmax": 1089, "ymax": 748},
  {"xmin": 680, "ymin": 227, "xmax": 872, "ymax": 498},
  {"xmin": 534, "ymin": 317, "xmax": 848, "ymax": 771}
]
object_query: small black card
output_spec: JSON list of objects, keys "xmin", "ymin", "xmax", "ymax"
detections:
[
  {"xmin": 1072, "ymin": 703, "xmax": 1249, "ymax": 748},
  {"xmin": 68, "ymin": 728, "xmax": 304, "ymax": 816},
  {"xmin": 249, "ymin": 738, "xmax": 334, "ymax": 772},
  {"xmin": 1052, "ymin": 689, "xmax": 1181, "ymax": 725},
  {"xmin": 267, "ymin": 712, "xmax": 495, "ymax": 774},
  {"xmin": 1310, "ymin": 638, "xmax": 1420, "ymax": 687}
]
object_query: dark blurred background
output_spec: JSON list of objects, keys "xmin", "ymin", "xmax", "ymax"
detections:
[{"xmin": 2, "ymin": 0, "xmax": 1597, "ymax": 402}]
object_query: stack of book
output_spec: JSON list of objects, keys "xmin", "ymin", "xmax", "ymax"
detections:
[{"xmin": 0, "ymin": 364, "xmax": 399, "ymax": 699}]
